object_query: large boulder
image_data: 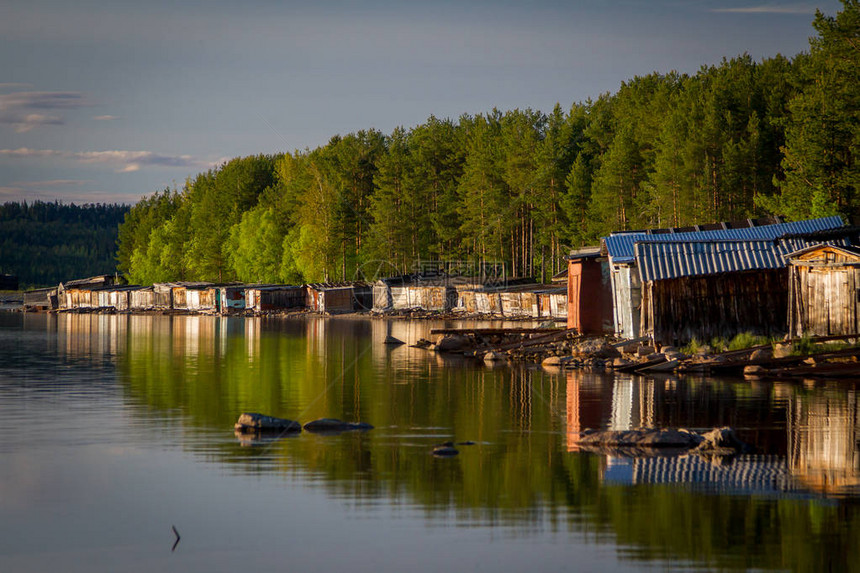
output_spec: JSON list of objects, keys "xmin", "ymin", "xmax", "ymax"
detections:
[
  {"xmin": 234, "ymin": 413, "xmax": 301, "ymax": 434},
  {"xmin": 572, "ymin": 338, "xmax": 621, "ymax": 359},
  {"xmin": 576, "ymin": 428, "xmax": 702, "ymax": 449},
  {"xmin": 693, "ymin": 427, "xmax": 749, "ymax": 454},
  {"xmin": 434, "ymin": 334, "xmax": 472, "ymax": 353},
  {"xmin": 303, "ymin": 418, "xmax": 374, "ymax": 433},
  {"xmin": 749, "ymin": 348, "xmax": 773, "ymax": 361},
  {"xmin": 773, "ymin": 342, "xmax": 793, "ymax": 359}
]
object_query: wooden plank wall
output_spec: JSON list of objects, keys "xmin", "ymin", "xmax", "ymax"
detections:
[
  {"xmin": 791, "ymin": 265, "xmax": 860, "ymax": 336},
  {"xmin": 642, "ymin": 269, "xmax": 788, "ymax": 345}
]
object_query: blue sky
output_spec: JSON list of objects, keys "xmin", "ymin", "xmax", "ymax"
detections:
[{"xmin": 0, "ymin": 0, "xmax": 843, "ymax": 205}]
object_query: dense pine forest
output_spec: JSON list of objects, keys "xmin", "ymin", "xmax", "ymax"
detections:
[
  {"xmin": 0, "ymin": 201, "xmax": 129, "ymax": 288},
  {"xmin": 117, "ymin": 2, "xmax": 859, "ymax": 286}
]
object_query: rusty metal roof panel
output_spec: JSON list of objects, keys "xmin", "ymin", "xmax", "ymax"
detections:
[
  {"xmin": 605, "ymin": 216, "xmax": 844, "ymax": 263},
  {"xmin": 636, "ymin": 237, "xmax": 850, "ymax": 282}
]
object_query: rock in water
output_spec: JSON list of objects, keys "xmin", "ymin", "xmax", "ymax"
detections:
[
  {"xmin": 572, "ymin": 338, "xmax": 621, "ymax": 359},
  {"xmin": 432, "ymin": 442, "xmax": 459, "ymax": 457},
  {"xmin": 694, "ymin": 427, "xmax": 749, "ymax": 454},
  {"xmin": 744, "ymin": 364, "xmax": 767, "ymax": 378},
  {"xmin": 383, "ymin": 335, "xmax": 405, "ymax": 345},
  {"xmin": 303, "ymin": 418, "xmax": 374, "ymax": 433},
  {"xmin": 234, "ymin": 413, "xmax": 301, "ymax": 434},
  {"xmin": 483, "ymin": 351, "xmax": 505, "ymax": 362},
  {"xmin": 434, "ymin": 334, "xmax": 472, "ymax": 353},
  {"xmin": 411, "ymin": 338, "xmax": 432, "ymax": 349},
  {"xmin": 576, "ymin": 428, "xmax": 703, "ymax": 449}
]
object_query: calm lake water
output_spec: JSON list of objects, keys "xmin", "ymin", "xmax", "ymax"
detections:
[{"xmin": 1, "ymin": 312, "xmax": 859, "ymax": 572}]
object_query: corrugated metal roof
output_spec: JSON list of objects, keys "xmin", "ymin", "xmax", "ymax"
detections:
[
  {"xmin": 636, "ymin": 237, "xmax": 850, "ymax": 282},
  {"xmin": 604, "ymin": 216, "xmax": 845, "ymax": 263}
]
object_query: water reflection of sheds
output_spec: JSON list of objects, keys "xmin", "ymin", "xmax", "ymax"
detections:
[{"xmin": 789, "ymin": 391, "xmax": 860, "ymax": 495}]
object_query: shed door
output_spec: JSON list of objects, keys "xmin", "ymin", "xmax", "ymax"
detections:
[
  {"xmin": 568, "ymin": 273, "xmax": 581, "ymax": 331},
  {"xmin": 826, "ymin": 268, "xmax": 853, "ymax": 335}
]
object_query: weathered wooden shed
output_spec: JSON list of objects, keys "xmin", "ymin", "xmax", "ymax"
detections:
[
  {"xmin": 103, "ymin": 286, "xmax": 140, "ymax": 311},
  {"xmin": 602, "ymin": 216, "xmax": 845, "ymax": 340},
  {"xmin": 635, "ymin": 239, "xmax": 830, "ymax": 345},
  {"xmin": 57, "ymin": 275, "xmax": 120, "ymax": 309},
  {"xmin": 130, "ymin": 287, "xmax": 156, "ymax": 310},
  {"xmin": 131, "ymin": 284, "xmax": 173, "ymax": 310},
  {"xmin": 245, "ymin": 285, "xmax": 305, "ymax": 312},
  {"xmin": 306, "ymin": 283, "xmax": 370, "ymax": 314},
  {"xmin": 499, "ymin": 289, "xmax": 539, "ymax": 317},
  {"xmin": 566, "ymin": 247, "xmax": 613, "ymax": 335},
  {"xmin": 787, "ymin": 244, "xmax": 860, "ymax": 337},
  {"xmin": 23, "ymin": 287, "xmax": 57, "ymax": 311},
  {"xmin": 537, "ymin": 287, "xmax": 568, "ymax": 320},
  {"xmin": 456, "ymin": 289, "xmax": 502, "ymax": 314},
  {"xmin": 217, "ymin": 285, "xmax": 248, "ymax": 312},
  {"xmin": 373, "ymin": 275, "xmax": 458, "ymax": 312},
  {"xmin": 169, "ymin": 282, "xmax": 214, "ymax": 311}
]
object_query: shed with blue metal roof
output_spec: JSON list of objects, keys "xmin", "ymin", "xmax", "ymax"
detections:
[{"xmin": 601, "ymin": 216, "xmax": 846, "ymax": 341}]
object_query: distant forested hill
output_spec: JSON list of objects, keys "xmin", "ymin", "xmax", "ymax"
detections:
[{"xmin": 0, "ymin": 201, "xmax": 130, "ymax": 288}]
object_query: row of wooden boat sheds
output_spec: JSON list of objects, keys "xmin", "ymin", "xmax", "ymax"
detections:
[
  {"xmin": 567, "ymin": 215, "xmax": 860, "ymax": 345},
  {"xmin": 21, "ymin": 275, "xmax": 569, "ymax": 320},
  {"xmin": 21, "ymin": 214, "xmax": 860, "ymax": 346}
]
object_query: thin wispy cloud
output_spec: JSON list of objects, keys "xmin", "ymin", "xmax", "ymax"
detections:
[
  {"xmin": 710, "ymin": 4, "xmax": 820, "ymax": 14},
  {"xmin": 0, "ymin": 147, "xmax": 213, "ymax": 172},
  {"xmin": 0, "ymin": 91, "xmax": 92, "ymax": 132},
  {"xmin": 93, "ymin": 115, "xmax": 119, "ymax": 121}
]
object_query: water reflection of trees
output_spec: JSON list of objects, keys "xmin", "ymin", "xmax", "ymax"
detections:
[{"xmin": 48, "ymin": 313, "xmax": 860, "ymax": 571}]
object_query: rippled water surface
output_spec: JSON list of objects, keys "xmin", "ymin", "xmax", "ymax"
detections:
[{"xmin": 1, "ymin": 312, "xmax": 859, "ymax": 572}]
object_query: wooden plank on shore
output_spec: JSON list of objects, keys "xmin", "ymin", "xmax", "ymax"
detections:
[
  {"xmin": 612, "ymin": 356, "xmax": 667, "ymax": 373},
  {"xmin": 429, "ymin": 327, "xmax": 565, "ymax": 335},
  {"xmin": 695, "ymin": 345, "xmax": 860, "ymax": 374},
  {"xmin": 753, "ymin": 361, "xmax": 860, "ymax": 379}
]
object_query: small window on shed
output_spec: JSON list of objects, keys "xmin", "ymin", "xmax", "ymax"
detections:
[
  {"xmin": 856, "ymin": 288, "xmax": 860, "ymax": 304},
  {"xmin": 826, "ymin": 251, "xmax": 836, "ymax": 263}
]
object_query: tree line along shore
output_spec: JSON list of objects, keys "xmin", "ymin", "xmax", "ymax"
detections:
[
  {"xmin": 113, "ymin": 4, "xmax": 859, "ymax": 289},
  {"xmin": 0, "ymin": 3, "xmax": 856, "ymax": 296}
]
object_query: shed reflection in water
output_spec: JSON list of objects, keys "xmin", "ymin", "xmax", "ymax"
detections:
[{"xmin": 5, "ymin": 312, "xmax": 860, "ymax": 571}]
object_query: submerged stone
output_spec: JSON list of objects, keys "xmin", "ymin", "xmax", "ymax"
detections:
[
  {"xmin": 303, "ymin": 418, "xmax": 374, "ymax": 433},
  {"xmin": 576, "ymin": 428, "xmax": 702, "ymax": 449},
  {"xmin": 432, "ymin": 442, "xmax": 459, "ymax": 457},
  {"xmin": 694, "ymin": 427, "xmax": 750, "ymax": 454},
  {"xmin": 575, "ymin": 426, "xmax": 750, "ymax": 455}
]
